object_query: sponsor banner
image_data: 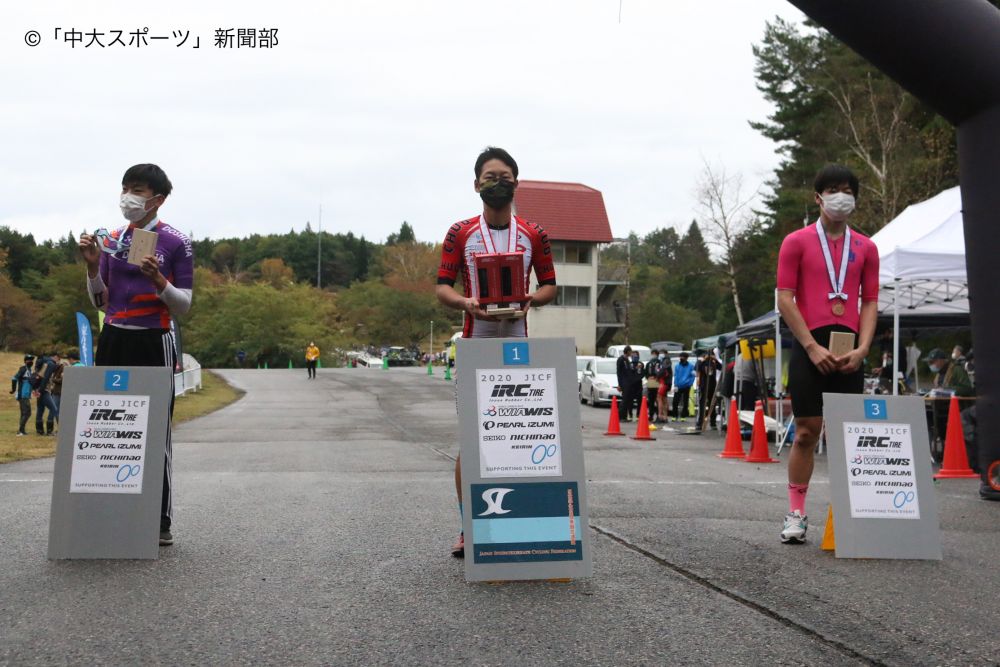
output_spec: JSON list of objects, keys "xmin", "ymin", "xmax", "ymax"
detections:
[
  {"xmin": 75, "ymin": 312, "xmax": 93, "ymax": 366},
  {"xmin": 70, "ymin": 394, "xmax": 151, "ymax": 494},
  {"xmin": 843, "ymin": 421, "xmax": 919, "ymax": 519},
  {"xmin": 476, "ymin": 368, "xmax": 562, "ymax": 478},
  {"xmin": 471, "ymin": 482, "xmax": 581, "ymax": 564}
]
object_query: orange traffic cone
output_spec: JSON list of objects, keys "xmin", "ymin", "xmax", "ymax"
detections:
[
  {"xmin": 631, "ymin": 396, "xmax": 655, "ymax": 441},
  {"xmin": 718, "ymin": 397, "xmax": 745, "ymax": 459},
  {"xmin": 933, "ymin": 395, "xmax": 978, "ymax": 479},
  {"xmin": 604, "ymin": 396, "xmax": 625, "ymax": 436},
  {"xmin": 820, "ymin": 505, "xmax": 836, "ymax": 551},
  {"xmin": 745, "ymin": 400, "xmax": 778, "ymax": 463}
]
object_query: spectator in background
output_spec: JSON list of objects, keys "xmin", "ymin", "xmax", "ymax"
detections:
[
  {"xmin": 926, "ymin": 348, "xmax": 974, "ymax": 397},
  {"xmin": 616, "ymin": 345, "xmax": 641, "ymax": 422},
  {"xmin": 672, "ymin": 352, "xmax": 695, "ymax": 421},
  {"xmin": 305, "ymin": 341, "xmax": 320, "ymax": 379},
  {"xmin": 696, "ymin": 349, "xmax": 721, "ymax": 429},
  {"xmin": 33, "ymin": 352, "xmax": 59, "ymax": 436},
  {"xmin": 48, "ymin": 351, "xmax": 68, "ymax": 417},
  {"xmin": 655, "ymin": 350, "xmax": 672, "ymax": 424},
  {"xmin": 11, "ymin": 354, "xmax": 35, "ymax": 436},
  {"xmin": 644, "ymin": 349, "xmax": 661, "ymax": 423}
]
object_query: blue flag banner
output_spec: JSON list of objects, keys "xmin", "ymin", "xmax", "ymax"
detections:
[{"xmin": 75, "ymin": 312, "xmax": 94, "ymax": 366}]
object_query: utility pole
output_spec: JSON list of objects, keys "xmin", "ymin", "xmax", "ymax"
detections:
[
  {"xmin": 625, "ymin": 239, "xmax": 631, "ymax": 343},
  {"xmin": 317, "ymin": 204, "xmax": 323, "ymax": 289},
  {"xmin": 430, "ymin": 320, "xmax": 434, "ymax": 357},
  {"xmin": 610, "ymin": 237, "xmax": 632, "ymax": 343}
]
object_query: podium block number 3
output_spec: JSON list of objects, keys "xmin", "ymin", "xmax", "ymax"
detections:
[
  {"xmin": 104, "ymin": 370, "xmax": 130, "ymax": 392},
  {"xmin": 864, "ymin": 399, "xmax": 887, "ymax": 420}
]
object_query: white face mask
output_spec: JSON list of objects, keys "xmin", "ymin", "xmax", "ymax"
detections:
[
  {"xmin": 820, "ymin": 192, "xmax": 856, "ymax": 222},
  {"xmin": 120, "ymin": 192, "xmax": 155, "ymax": 223},
  {"xmin": 659, "ymin": 354, "xmax": 666, "ymax": 360}
]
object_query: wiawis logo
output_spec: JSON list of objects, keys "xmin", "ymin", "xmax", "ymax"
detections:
[
  {"xmin": 94, "ymin": 430, "xmax": 143, "ymax": 439},
  {"xmin": 492, "ymin": 407, "xmax": 555, "ymax": 417}
]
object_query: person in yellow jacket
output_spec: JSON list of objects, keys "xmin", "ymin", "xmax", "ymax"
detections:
[{"xmin": 305, "ymin": 342, "xmax": 320, "ymax": 379}]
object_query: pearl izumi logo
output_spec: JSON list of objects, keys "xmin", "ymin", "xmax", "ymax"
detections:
[{"xmin": 478, "ymin": 488, "xmax": 514, "ymax": 516}]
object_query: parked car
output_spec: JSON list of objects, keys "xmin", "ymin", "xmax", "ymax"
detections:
[
  {"xmin": 576, "ymin": 355, "xmax": 600, "ymax": 396},
  {"xmin": 649, "ymin": 340, "xmax": 685, "ymax": 354},
  {"xmin": 385, "ymin": 346, "xmax": 416, "ymax": 366},
  {"xmin": 604, "ymin": 344, "xmax": 652, "ymax": 363},
  {"xmin": 580, "ymin": 358, "xmax": 622, "ymax": 406}
]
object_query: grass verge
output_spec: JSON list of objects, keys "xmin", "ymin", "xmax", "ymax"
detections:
[{"xmin": 0, "ymin": 352, "xmax": 243, "ymax": 465}]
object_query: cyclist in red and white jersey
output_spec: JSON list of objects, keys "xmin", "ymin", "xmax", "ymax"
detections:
[{"xmin": 436, "ymin": 147, "xmax": 557, "ymax": 557}]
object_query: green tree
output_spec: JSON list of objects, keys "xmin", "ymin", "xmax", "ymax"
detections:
[{"xmin": 385, "ymin": 221, "xmax": 416, "ymax": 246}]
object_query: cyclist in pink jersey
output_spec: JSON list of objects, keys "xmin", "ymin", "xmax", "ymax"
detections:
[
  {"xmin": 79, "ymin": 164, "xmax": 193, "ymax": 547},
  {"xmin": 776, "ymin": 164, "xmax": 879, "ymax": 544},
  {"xmin": 436, "ymin": 147, "xmax": 557, "ymax": 557}
]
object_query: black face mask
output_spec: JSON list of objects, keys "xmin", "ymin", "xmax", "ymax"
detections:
[{"xmin": 479, "ymin": 179, "xmax": 515, "ymax": 210}]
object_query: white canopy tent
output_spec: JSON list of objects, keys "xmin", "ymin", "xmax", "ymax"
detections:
[{"xmin": 869, "ymin": 186, "xmax": 968, "ymax": 393}]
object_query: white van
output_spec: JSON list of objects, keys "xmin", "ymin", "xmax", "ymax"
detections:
[{"xmin": 605, "ymin": 345, "xmax": 652, "ymax": 363}]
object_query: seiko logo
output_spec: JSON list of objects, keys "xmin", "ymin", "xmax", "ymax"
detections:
[
  {"xmin": 479, "ymin": 488, "xmax": 514, "ymax": 516},
  {"xmin": 482, "ymin": 435, "xmax": 506, "ymax": 441}
]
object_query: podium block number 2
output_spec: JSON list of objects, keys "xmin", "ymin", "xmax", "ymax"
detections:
[
  {"xmin": 104, "ymin": 370, "xmax": 130, "ymax": 392},
  {"xmin": 503, "ymin": 342, "xmax": 529, "ymax": 366}
]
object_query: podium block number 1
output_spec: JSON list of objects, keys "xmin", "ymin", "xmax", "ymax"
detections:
[{"xmin": 503, "ymin": 342, "xmax": 529, "ymax": 366}]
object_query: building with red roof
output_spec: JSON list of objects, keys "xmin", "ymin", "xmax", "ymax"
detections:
[{"xmin": 514, "ymin": 180, "xmax": 623, "ymax": 354}]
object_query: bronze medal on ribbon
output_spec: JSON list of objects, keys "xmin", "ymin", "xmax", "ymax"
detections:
[{"xmin": 831, "ymin": 301, "xmax": 845, "ymax": 316}]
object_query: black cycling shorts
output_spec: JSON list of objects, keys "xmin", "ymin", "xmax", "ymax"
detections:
[{"xmin": 789, "ymin": 325, "xmax": 864, "ymax": 418}]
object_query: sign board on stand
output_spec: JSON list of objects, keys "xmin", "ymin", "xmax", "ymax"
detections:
[
  {"xmin": 823, "ymin": 393, "xmax": 942, "ymax": 560},
  {"xmin": 456, "ymin": 337, "xmax": 592, "ymax": 581},
  {"xmin": 48, "ymin": 366, "xmax": 172, "ymax": 560}
]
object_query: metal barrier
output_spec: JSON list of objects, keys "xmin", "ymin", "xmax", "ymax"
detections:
[{"xmin": 174, "ymin": 364, "xmax": 203, "ymax": 397}]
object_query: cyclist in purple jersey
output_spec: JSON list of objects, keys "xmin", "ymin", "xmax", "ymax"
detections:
[{"xmin": 79, "ymin": 164, "xmax": 193, "ymax": 547}]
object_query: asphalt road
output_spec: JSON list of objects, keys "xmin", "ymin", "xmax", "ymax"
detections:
[{"xmin": 1, "ymin": 366, "xmax": 997, "ymax": 666}]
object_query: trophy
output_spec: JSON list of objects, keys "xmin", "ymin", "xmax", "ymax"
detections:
[{"xmin": 473, "ymin": 252, "xmax": 527, "ymax": 319}]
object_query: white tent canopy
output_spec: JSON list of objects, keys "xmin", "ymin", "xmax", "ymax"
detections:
[
  {"xmin": 869, "ymin": 185, "xmax": 969, "ymax": 393},
  {"xmin": 870, "ymin": 185, "xmax": 968, "ymax": 315}
]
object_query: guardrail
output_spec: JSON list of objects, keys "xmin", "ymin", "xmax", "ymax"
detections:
[{"xmin": 174, "ymin": 364, "xmax": 202, "ymax": 397}]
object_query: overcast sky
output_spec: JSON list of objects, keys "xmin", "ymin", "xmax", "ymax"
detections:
[{"xmin": 2, "ymin": 0, "xmax": 807, "ymax": 246}]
